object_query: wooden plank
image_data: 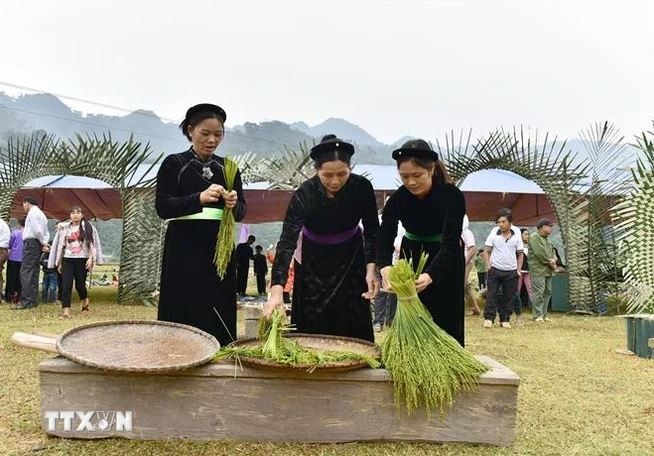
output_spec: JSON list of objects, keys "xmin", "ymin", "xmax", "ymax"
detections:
[
  {"xmin": 39, "ymin": 355, "xmax": 520, "ymax": 386},
  {"xmin": 12, "ymin": 332, "xmax": 58, "ymax": 353},
  {"xmin": 39, "ymin": 356, "xmax": 519, "ymax": 445},
  {"xmin": 40, "ymin": 371, "xmax": 517, "ymax": 444}
]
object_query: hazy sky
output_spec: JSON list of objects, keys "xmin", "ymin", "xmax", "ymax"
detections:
[{"xmin": 1, "ymin": 0, "xmax": 652, "ymax": 143}]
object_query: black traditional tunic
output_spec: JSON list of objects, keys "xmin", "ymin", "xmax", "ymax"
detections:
[
  {"xmin": 155, "ymin": 149, "xmax": 246, "ymax": 347},
  {"xmin": 271, "ymin": 174, "xmax": 379, "ymax": 342},
  {"xmin": 378, "ymin": 181, "xmax": 466, "ymax": 346}
]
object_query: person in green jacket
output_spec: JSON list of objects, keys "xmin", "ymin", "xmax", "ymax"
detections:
[{"xmin": 529, "ymin": 219, "xmax": 557, "ymax": 322}]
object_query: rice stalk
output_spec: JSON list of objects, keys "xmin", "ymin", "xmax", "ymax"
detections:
[
  {"xmin": 214, "ymin": 157, "xmax": 239, "ymax": 278},
  {"xmin": 382, "ymin": 253, "xmax": 488, "ymax": 418},
  {"xmin": 215, "ymin": 310, "xmax": 380, "ymax": 372}
]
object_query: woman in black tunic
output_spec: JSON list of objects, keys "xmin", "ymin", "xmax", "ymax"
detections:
[
  {"xmin": 378, "ymin": 139, "xmax": 466, "ymax": 346},
  {"xmin": 263, "ymin": 135, "xmax": 380, "ymax": 342},
  {"xmin": 155, "ymin": 103, "xmax": 246, "ymax": 346}
]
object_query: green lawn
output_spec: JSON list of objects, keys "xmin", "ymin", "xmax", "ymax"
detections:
[{"xmin": 1, "ymin": 287, "xmax": 653, "ymax": 456}]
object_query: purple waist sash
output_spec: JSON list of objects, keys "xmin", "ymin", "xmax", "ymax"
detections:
[{"xmin": 301, "ymin": 225, "xmax": 361, "ymax": 245}]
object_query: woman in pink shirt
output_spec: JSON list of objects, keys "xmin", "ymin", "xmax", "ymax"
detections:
[{"xmin": 49, "ymin": 207, "xmax": 102, "ymax": 318}]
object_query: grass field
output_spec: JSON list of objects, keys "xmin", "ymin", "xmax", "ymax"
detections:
[{"xmin": 1, "ymin": 286, "xmax": 653, "ymax": 456}]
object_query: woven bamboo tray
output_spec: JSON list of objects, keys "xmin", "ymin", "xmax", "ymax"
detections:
[
  {"xmin": 13, "ymin": 320, "xmax": 220, "ymax": 373},
  {"xmin": 225, "ymin": 333, "xmax": 381, "ymax": 372}
]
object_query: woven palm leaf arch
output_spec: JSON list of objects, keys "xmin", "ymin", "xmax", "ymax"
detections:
[
  {"xmin": 0, "ymin": 132, "xmax": 162, "ymax": 305},
  {"xmin": 574, "ymin": 122, "xmax": 632, "ymax": 313},
  {"xmin": 436, "ymin": 128, "xmax": 591, "ymax": 310},
  {"xmin": 613, "ymin": 127, "xmax": 654, "ymax": 314}
]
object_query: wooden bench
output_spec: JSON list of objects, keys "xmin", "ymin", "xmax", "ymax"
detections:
[{"xmin": 39, "ymin": 355, "xmax": 519, "ymax": 445}]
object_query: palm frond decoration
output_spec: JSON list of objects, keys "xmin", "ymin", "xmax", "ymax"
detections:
[
  {"xmin": 0, "ymin": 132, "xmax": 163, "ymax": 305},
  {"xmin": 576, "ymin": 121, "xmax": 632, "ymax": 313},
  {"xmin": 118, "ymin": 186, "xmax": 164, "ymax": 305},
  {"xmin": 613, "ymin": 125, "xmax": 654, "ymax": 314},
  {"xmin": 227, "ymin": 151, "xmax": 259, "ymax": 184},
  {"xmin": 261, "ymin": 141, "xmax": 315, "ymax": 190},
  {"xmin": 0, "ymin": 132, "xmax": 59, "ymax": 219},
  {"xmin": 440, "ymin": 127, "xmax": 590, "ymax": 312}
]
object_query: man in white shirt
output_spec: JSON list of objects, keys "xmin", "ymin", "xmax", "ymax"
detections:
[
  {"xmin": 483, "ymin": 208, "xmax": 524, "ymax": 329},
  {"xmin": 13, "ymin": 197, "xmax": 49, "ymax": 310},
  {"xmin": 0, "ymin": 218, "xmax": 10, "ymax": 302}
]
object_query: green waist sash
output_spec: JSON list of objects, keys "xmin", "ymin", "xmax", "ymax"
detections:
[
  {"xmin": 404, "ymin": 231, "xmax": 442, "ymax": 243},
  {"xmin": 171, "ymin": 207, "xmax": 224, "ymax": 221}
]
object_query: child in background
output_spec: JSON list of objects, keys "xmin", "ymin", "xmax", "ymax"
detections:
[{"xmin": 40, "ymin": 245, "xmax": 58, "ymax": 303}]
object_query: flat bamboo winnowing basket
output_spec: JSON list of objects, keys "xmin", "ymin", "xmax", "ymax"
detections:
[{"xmin": 12, "ymin": 320, "xmax": 220, "ymax": 372}]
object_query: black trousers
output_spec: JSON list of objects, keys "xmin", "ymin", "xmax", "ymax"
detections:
[
  {"xmin": 477, "ymin": 272, "xmax": 487, "ymax": 290},
  {"xmin": 236, "ymin": 262, "xmax": 249, "ymax": 294},
  {"xmin": 256, "ymin": 272, "xmax": 267, "ymax": 294},
  {"xmin": 372, "ymin": 290, "xmax": 397, "ymax": 326},
  {"xmin": 484, "ymin": 267, "xmax": 518, "ymax": 323},
  {"xmin": 57, "ymin": 272, "xmax": 63, "ymax": 301},
  {"xmin": 19, "ymin": 239, "xmax": 42, "ymax": 307},
  {"xmin": 5, "ymin": 260, "xmax": 22, "ymax": 301},
  {"xmin": 61, "ymin": 257, "xmax": 88, "ymax": 308}
]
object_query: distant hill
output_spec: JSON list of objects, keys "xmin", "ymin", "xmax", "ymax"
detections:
[
  {"xmin": 0, "ymin": 91, "xmax": 640, "ymax": 167},
  {"xmin": 389, "ymin": 135, "xmax": 418, "ymax": 150},
  {"xmin": 0, "ymin": 92, "xmax": 395, "ymax": 164},
  {"xmin": 290, "ymin": 117, "xmax": 385, "ymax": 148}
]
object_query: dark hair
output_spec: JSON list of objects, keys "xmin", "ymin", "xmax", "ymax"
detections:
[
  {"xmin": 247, "ymin": 235, "xmax": 256, "ymax": 242},
  {"xmin": 396, "ymin": 156, "xmax": 453, "ymax": 185},
  {"xmin": 313, "ymin": 135, "xmax": 352, "ymax": 169},
  {"xmin": 18, "ymin": 218, "xmax": 26, "ymax": 227},
  {"xmin": 496, "ymin": 208, "xmax": 513, "ymax": 223},
  {"xmin": 394, "ymin": 139, "xmax": 452, "ymax": 184},
  {"xmin": 520, "ymin": 228, "xmax": 529, "ymax": 234},
  {"xmin": 23, "ymin": 196, "xmax": 38, "ymax": 206},
  {"xmin": 69, "ymin": 206, "xmax": 94, "ymax": 245},
  {"xmin": 255, "ymin": 245, "xmax": 263, "ymax": 251},
  {"xmin": 179, "ymin": 111, "xmax": 225, "ymax": 141}
]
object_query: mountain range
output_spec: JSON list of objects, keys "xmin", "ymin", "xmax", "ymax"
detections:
[
  {"xmin": 0, "ymin": 92, "xmax": 405, "ymax": 164},
  {"xmin": 0, "ymin": 91, "xmax": 641, "ymax": 167}
]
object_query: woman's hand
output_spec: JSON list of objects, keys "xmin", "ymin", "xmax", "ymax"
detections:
[
  {"xmin": 223, "ymin": 190, "xmax": 238, "ymax": 209},
  {"xmin": 263, "ymin": 285, "xmax": 286, "ymax": 319},
  {"xmin": 57, "ymin": 263, "xmax": 62, "ymax": 275},
  {"xmin": 85, "ymin": 257, "xmax": 94, "ymax": 271},
  {"xmin": 380, "ymin": 266, "xmax": 392, "ymax": 291},
  {"xmin": 199, "ymin": 184, "xmax": 225, "ymax": 205},
  {"xmin": 362, "ymin": 263, "xmax": 380, "ymax": 300},
  {"xmin": 415, "ymin": 273, "xmax": 433, "ymax": 293}
]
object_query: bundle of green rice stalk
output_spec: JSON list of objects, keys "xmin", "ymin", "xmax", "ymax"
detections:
[
  {"xmin": 215, "ymin": 310, "xmax": 381, "ymax": 373},
  {"xmin": 382, "ymin": 253, "xmax": 487, "ymax": 418},
  {"xmin": 214, "ymin": 157, "xmax": 238, "ymax": 278}
]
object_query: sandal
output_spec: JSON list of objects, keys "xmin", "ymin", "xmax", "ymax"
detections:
[
  {"xmin": 58, "ymin": 313, "xmax": 71, "ymax": 320},
  {"xmin": 81, "ymin": 299, "xmax": 90, "ymax": 313}
]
